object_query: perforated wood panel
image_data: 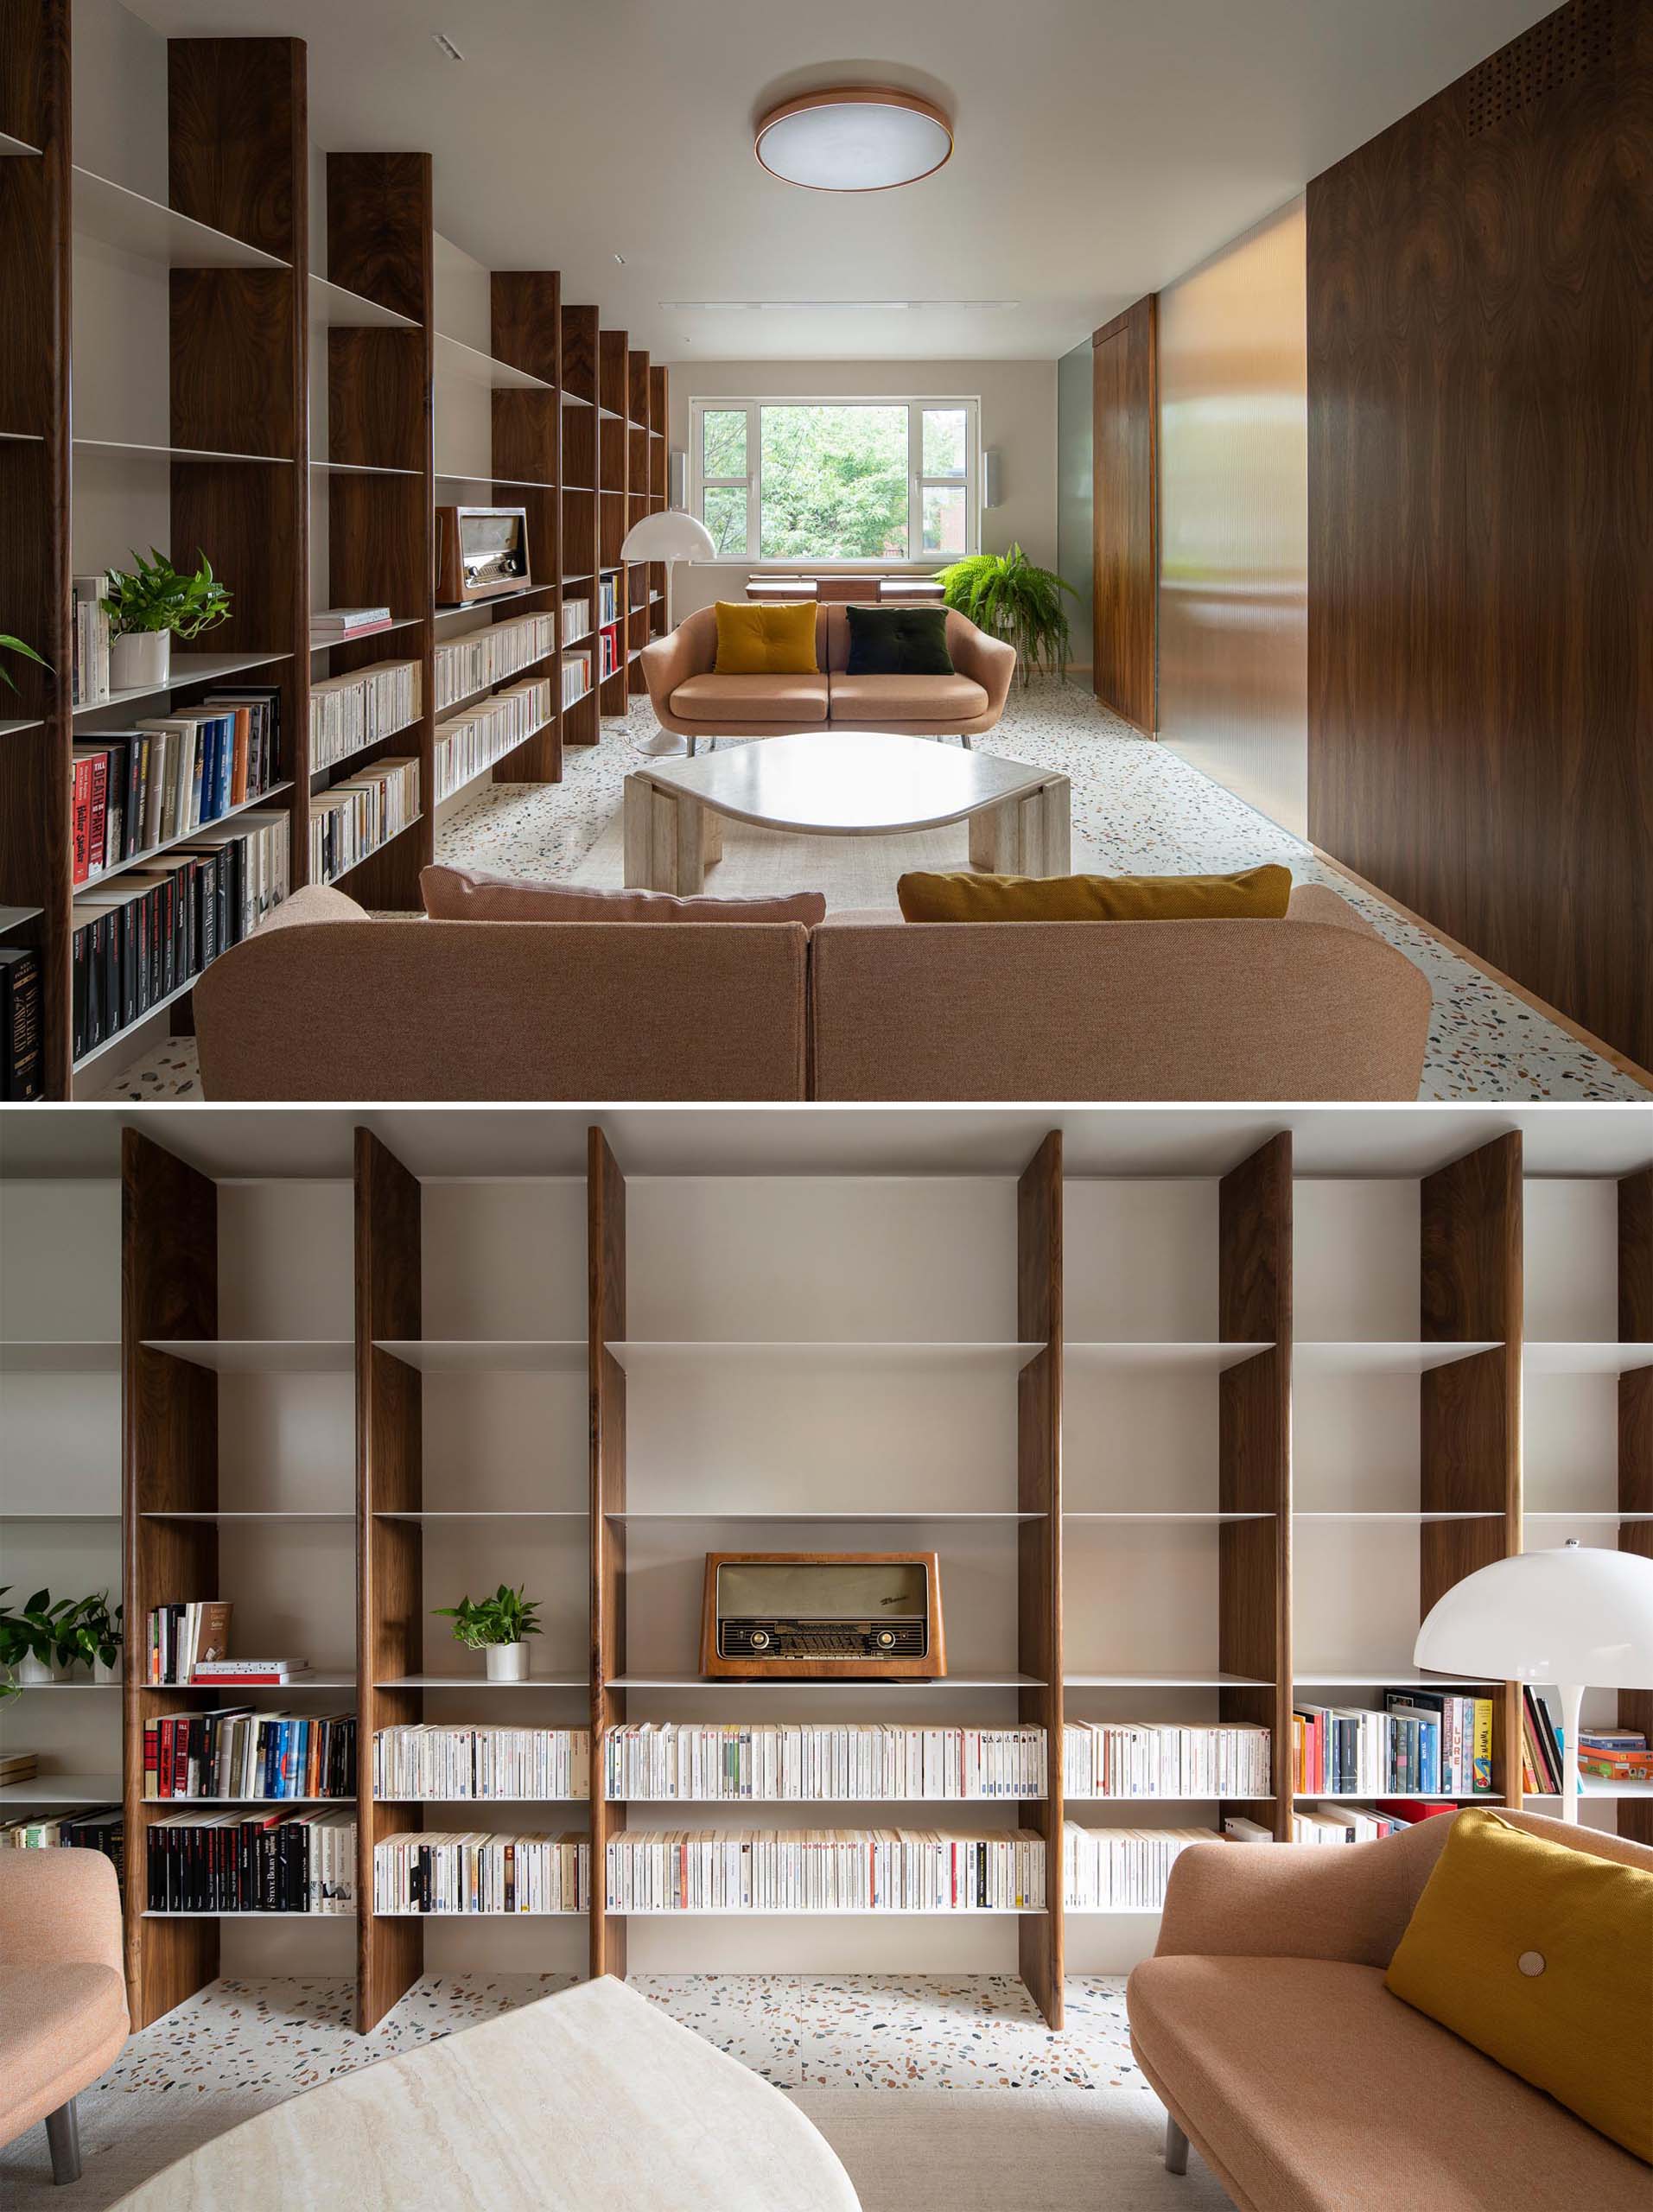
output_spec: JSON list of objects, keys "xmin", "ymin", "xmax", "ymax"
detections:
[{"xmin": 1463, "ymin": 0, "xmax": 1618, "ymax": 134}]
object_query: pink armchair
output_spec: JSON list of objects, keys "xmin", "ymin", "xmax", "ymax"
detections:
[{"xmin": 0, "ymin": 1851, "xmax": 130, "ymax": 2183}]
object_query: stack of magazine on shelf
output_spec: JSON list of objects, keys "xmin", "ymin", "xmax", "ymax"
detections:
[
  {"xmin": 603, "ymin": 1723, "xmax": 1046, "ymax": 1802},
  {"xmin": 605, "ymin": 1828, "xmax": 1046, "ymax": 1912},
  {"xmin": 372, "ymin": 1726, "xmax": 588, "ymax": 1802},
  {"xmin": 374, "ymin": 1832, "xmax": 588, "ymax": 1915},
  {"xmin": 1063, "ymin": 1721, "xmax": 1270, "ymax": 1799},
  {"xmin": 147, "ymin": 1809, "xmax": 356, "ymax": 1912}
]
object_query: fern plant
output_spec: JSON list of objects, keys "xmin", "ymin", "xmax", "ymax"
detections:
[{"xmin": 937, "ymin": 543, "xmax": 1078, "ymax": 687}]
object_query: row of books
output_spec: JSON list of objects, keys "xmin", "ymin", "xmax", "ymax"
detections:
[
  {"xmin": 144, "ymin": 1711, "xmax": 357, "ymax": 1802},
  {"xmin": 1063, "ymin": 1722, "xmax": 1270, "ymax": 1801},
  {"xmin": 372, "ymin": 1726, "xmax": 588, "ymax": 1803},
  {"xmin": 71, "ymin": 574, "xmax": 111, "ymax": 704},
  {"xmin": 602, "ymin": 1724, "xmax": 1047, "ymax": 1803},
  {"xmin": 1285, "ymin": 1802, "xmax": 1424, "ymax": 1844},
  {"xmin": 598, "ymin": 624, "xmax": 622, "ymax": 682},
  {"xmin": 71, "ymin": 688, "xmax": 282, "ymax": 885},
  {"xmin": 311, "ymin": 757, "xmax": 419, "ymax": 882},
  {"xmin": 597, "ymin": 575, "xmax": 620, "ymax": 627},
  {"xmin": 560, "ymin": 595, "xmax": 592, "ymax": 645},
  {"xmin": 1577, "ymin": 1726, "xmax": 1650, "ymax": 1783},
  {"xmin": 1292, "ymin": 1692, "xmax": 1495, "ymax": 1798},
  {"xmin": 2, "ymin": 1808, "xmax": 123, "ymax": 1879},
  {"xmin": 561, "ymin": 650, "xmax": 592, "ymax": 709},
  {"xmin": 309, "ymin": 660, "xmax": 420, "ymax": 771},
  {"xmin": 71, "ymin": 814, "xmax": 288, "ymax": 1060},
  {"xmin": 146, "ymin": 1810, "xmax": 356, "ymax": 1913},
  {"xmin": 604, "ymin": 1830, "xmax": 1047, "ymax": 1914},
  {"xmin": 374, "ymin": 1832, "xmax": 588, "ymax": 1916},
  {"xmin": 1, "ymin": 947, "xmax": 42, "ymax": 1100},
  {"xmin": 146, "ymin": 1602, "xmax": 232, "ymax": 1685},
  {"xmin": 1062, "ymin": 1822, "xmax": 1211, "ymax": 1910},
  {"xmin": 433, "ymin": 678, "xmax": 551, "ymax": 802},
  {"xmin": 433, "ymin": 613, "xmax": 556, "ymax": 715}
]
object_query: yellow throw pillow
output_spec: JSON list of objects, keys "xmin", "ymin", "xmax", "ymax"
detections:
[
  {"xmin": 1385, "ymin": 1808, "xmax": 1653, "ymax": 2162},
  {"xmin": 895, "ymin": 864, "xmax": 1293, "ymax": 925},
  {"xmin": 712, "ymin": 600, "xmax": 819, "ymax": 676}
]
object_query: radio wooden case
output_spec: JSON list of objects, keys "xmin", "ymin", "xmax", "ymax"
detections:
[
  {"xmin": 434, "ymin": 505, "xmax": 531, "ymax": 605},
  {"xmin": 700, "ymin": 1552, "xmax": 946, "ymax": 1679}
]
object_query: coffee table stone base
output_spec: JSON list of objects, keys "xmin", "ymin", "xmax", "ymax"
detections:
[
  {"xmin": 624, "ymin": 779, "xmax": 724, "ymax": 895},
  {"xmin": 967, "ymin": 779, "xmax": 1071, "ymax": 878}
]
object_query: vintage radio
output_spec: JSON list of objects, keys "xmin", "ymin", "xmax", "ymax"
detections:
[
  {"xmin": 434, "ymin": 505, "xmax": 531, "ymax": 605},
  {"xmin": 700, "ymin": 1553, "xmax": 946, "ymax": 1680}
]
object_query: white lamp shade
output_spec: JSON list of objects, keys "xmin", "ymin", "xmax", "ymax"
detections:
[
  {"xmin": 619, "ymin": 511, "xmax": 715, "ymax": 563},
  {"xmin": 1413, "ymin": 1543, "xmax": 1653, "ymax": 1688}
]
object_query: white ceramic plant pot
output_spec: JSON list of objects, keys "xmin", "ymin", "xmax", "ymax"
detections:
[
  {"xmin": 486, "ymin": 1642, "xmax": 528, "ymax": 1683},
  {"xmin": 94, "ymin": 1656, "xmax": 121, "ymax": 1686},
  {"xmin": 111, "ymin": 630, "xmax": 169, "ymax": 692},
  {"xmin": 16, "ymin": 1652, "xmax": 55, "ymax": 1687}
]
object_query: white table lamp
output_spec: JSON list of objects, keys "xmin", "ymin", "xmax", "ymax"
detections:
[
  {"xmin": 619, "ymin": 509, "xmax": 716, "ymax": 756},
  {"xmin": 1413, "ymin": 1540, "xmax": 1653, "ymax": 1821}
]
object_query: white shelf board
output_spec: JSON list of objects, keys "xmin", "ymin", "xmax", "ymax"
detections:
[
  {"xmin": 0, "ymin": 130, "xmax": 42, "ymax": 156},
  {"xmin": 311, "ymin": 616, "xmax": 425, "ymax": 649},
  {"xmin": 432, "ymin": 469, "xmax": 557, "ymax": 492},
  {"xmin": 1065, "ymin": 1795, "xmax": 1226, "ymax": 1804},
  {"xmin": 1523, "ymin": 1342, "xmax": 1653, "ymax": 1375},
  {"xmin": 143, "ymin": 1910, "xmax": 356, "ymax": 1919},
  {"xmin": 75, "ymin": 781, "xmax": 295, "ymax": 884},
  {"xmin": 166, "ymin": 1675, "xmax": 356, "ymax": 1691},
  {"xmin": 145, "ymin": 1798, "xmax": 355, "ymax": 1808},
  {"xmin": 1294, "ymin": 1793, "xmax": 1497, "ymax": 1803},
  {"xmin": 1294, "ymin": 1342, "xmax": 1502, "ymax": 1374},
  {"xmin": 1294, "ymin": 1669, "xmax": 1502, "ymax": 1686},
  {"xmin": 376, "ymin": 1910, "xmax": 583, "ymax": 1919},
  {"xmin": 609, "ymin": 1674, "xmax": 1044, "ymax": 1691},
  {"xmin": 0, "ymin": 1340, "xmax": 120, "ymax": 1372},
  {"xmin": 323, "ymin": 813, "xmax": 424, "ymax": 885},
  {"xmin": 434, "ymin": 583, "xmax": 551, "ymax": 619},
  {"xmin": 1526, "ymin": 1777, "xmax": 1653, "ymax": 1800},
  {"xmin": 74, "ymin": 436, "xmax": 290, "ymax": 467},
  {"xmin": 376, "ymin": 1676, "xmax": 588, "ymax": 1690},
  {"xmin": 310, "ymin": 458, "xmax": 421, "ymax": 479},
  {"xmin": 607, "ymin": 1796, "xmax": 1046, "ymax": 1807},
  {"xmin": 605, "ymin": 1340, "xmax": 1045, "ymax": 1373},
  {"xmin": 1065, "ymin": 1511, "xmax": 1273, "ymax": 1522},
  {"xmin": 1065, "ymin": 1672, "xmax": 1271, "ymax": 1688},
  {"xmin": 0, "ymin": 1775, "xmax": 122, "ymax": 1804},
  {"xmin": 607, "ymin": 1909, "xmax": 1045, "ymax": 1918},
  {"xmin": 308, "ymin": 273, "xmax": 418, "ymax": 331},
  {"xmin": 561, "ymin": 391, "xmax": 594, "ymax": 407},
  {"xmin": 607, "ymin": 1510, "xmax": 1045, "ymax": 1524},
  {"xmin": 3, "ymin": 1680, "xmax": 119, "ymax": 1690},
  {"xmin": 1525, "ymin": 1509, "xmax": 1653, "ymax": 1522},
  {"xmin": 0, "ymin": 904, "xmax": 44, "ymax": 931},
  {"xmin": 1294, "ymin": 1510, "xmax": 1504, "ymax": 1522},
  {"xmin": 71, "ymin": 646, "xmax": 293, "ymax": 718},
  {"xmin": 377, "ymin": 1510, "xmax": 585, "ymax": 1522},
  {"xmin": 1065, "ymin": 1342, "xmax": 1272, "ymax": 1370},
  {"xmin": 377, "ymin": 1796, "xmax": 587, "ymax": 1805},
  {"xmin": 73, "ymin": 168, "xmax": 288, "ymax": 268},
  {"xmin": 374, "ymin": 1338, "xmax": 585, "ymax": 1373},
  {"xmin": 0, "ymin": 718, "xmax": 45, "ymax": 738},
  {"xmin": 142, "ymin": 1510, "xmax": 352, "ymax": 1522},
  {"xmin": 434, "ymin": 333, "xmax": 552, "ymax": 391},
  {"xmin": 0, "ymin": 1511, "xmax": 119, "ymax": 1522},
  {"xmin": 142, "ymin": 1338, "xmax": 354, "ymax": 1372},
  {"xmin": 1064, "ymin": 1906, "xmax": 1169, "ymax": 1917}
]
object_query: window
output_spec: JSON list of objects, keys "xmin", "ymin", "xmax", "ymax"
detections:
[{"xmin": 690, "ymin": 397, "xmax": 979, "ymax": 563}]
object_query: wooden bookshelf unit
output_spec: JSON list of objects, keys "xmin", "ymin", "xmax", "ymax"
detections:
[
  {"xmin": 0, "ymin": 3, "xmax": 668, "ymax": 1094},
  {"xmin": 4, "ymin": 1112, "xmax": 1645, "ymax": 2034}
]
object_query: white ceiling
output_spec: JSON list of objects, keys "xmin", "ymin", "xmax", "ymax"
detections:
[
  {"xmin": 127, "ymin": 0, "xmax": 1555, "ymax": 359},
  {"xmin": 3, "ymin": 1107, "xmax": 1648, "ymax": 1181}
]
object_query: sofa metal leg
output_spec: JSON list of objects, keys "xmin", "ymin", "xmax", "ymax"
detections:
[
  {"xmin": 1164, "ymin": 2117, "xmax": 1190, "ymax": 2177},
  {"xmin": 46, "ymin": 2098, "xmax": 81, "ymax": 2185}
]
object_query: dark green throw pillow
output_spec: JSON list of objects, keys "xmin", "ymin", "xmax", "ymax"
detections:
[{"xmin": 844, "ymin": 605, "xmax": 956, "ymax": 677}]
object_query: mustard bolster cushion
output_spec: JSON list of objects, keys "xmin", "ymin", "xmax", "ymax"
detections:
[
  {"xmin": 895, "ymin": 863, "xmax": 1293, "ymax": 925},
  {"xmin": 1384, "ymin": 1808, "xmax": 1653, "ymax": 2162},
  {"xmin": 713, "ymin": 600, "xmax": 819, "ymax": 676}
]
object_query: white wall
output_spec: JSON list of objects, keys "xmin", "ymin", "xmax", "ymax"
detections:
[{"xmin": 664, "ymin": 359, "xmax": 1057, "ymax": 618}]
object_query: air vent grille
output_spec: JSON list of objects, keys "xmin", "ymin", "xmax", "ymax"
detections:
[{"xmin": 1464, "ymin": 0, "xmax": 1618, "ymax": 135}]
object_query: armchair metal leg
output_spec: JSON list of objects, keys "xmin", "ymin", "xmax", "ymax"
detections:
[
  {"xmin": 1164, "ymin": 2117, "xmax": 1190, "ymax": 2177},
  {"xmin": 46, "ymin": 2098, "xmax": 81, "ymax": 2185}
]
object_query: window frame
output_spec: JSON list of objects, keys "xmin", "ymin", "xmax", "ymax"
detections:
[{"xmin": 689, "ymin": 395, "xmax": 980, "ymax": 566}]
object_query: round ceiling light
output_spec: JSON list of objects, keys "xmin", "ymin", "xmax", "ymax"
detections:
[{"xmin": 754, "ymin": 88, "xmax": 953, "ymax": 193}]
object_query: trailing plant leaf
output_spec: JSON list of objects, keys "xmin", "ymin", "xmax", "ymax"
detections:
[
  {"xmin": 433, "ymin": 1583, "xmax": 543, "ymax": 1649},
  {"xmin": 936, "ymin": 543, "xmax": 1078, "ymax": 687},
  {"xmin": 56, "ymin": 1592, "xmax": 123, "ymax": 1672},
  {"xmin": 101, "ymin": 548, "xmax": 232, "ymax": 641},
  {"xmin": 0, "ymin": 632, "xmax": 48, "ymax": 693},
  {"xmin": 0, "ymin": 1585, "xmax": 82, "ymax": 1678}
]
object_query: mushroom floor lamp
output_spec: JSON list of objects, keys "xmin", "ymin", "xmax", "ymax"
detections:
[
  {"xmin": 619, "ymin": 508, "xmax": 716, "ymax": 757},
  {"xmin": 1412, "ymin": 1541, "xmax": 1653, "ymax": 1821}
]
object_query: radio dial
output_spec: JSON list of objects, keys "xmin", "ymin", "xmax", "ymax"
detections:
[
  {"xmin": 876, "ymin": 1630, "xmax": 897, "ymax": 1649},
  {"xmin": 749, "ymin": 1630, "xmax": 771, "ymax": 1649}
]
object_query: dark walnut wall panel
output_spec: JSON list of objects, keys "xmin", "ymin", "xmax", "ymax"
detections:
[
  {"xmin": 1091, "ymin": 296, "xmax": 1158, "ymax": 734},
  {"xmin": 1307, "ymin": 0, "xmax": 1652, "ymax": 1070}
]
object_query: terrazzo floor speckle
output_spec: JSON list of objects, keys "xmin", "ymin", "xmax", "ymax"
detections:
[
  {"xmin": 99, "ymin": 1973, "xmax": 1144, "ymax": 2097},
  {"xmin": 92, "ymin": 681, "xmax": 1648, "ymax": 1101}
]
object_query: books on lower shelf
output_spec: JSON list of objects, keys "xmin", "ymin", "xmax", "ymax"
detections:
[
  {"xmin": 434, "ymin": 677, "xmax": 551, "ymax": 800},
  {"xmin": 561, "ymin": 650, "xmax": 592, "ymax": 709},
  {"xmin": 1064, "ymin": 1722, "xmax": 1270, "ymax": 1800},
  {"xmin": 309, "ymin": 659, "xmax": 420, "ymax": 769},
  {"xmin": 559, "ymin": 596, "xmax": 591, "ymax": 646},
  {"xmin": 310, "ymin": 756, "xmax": 418, "ymax": 881},
  {"xmin": 145, "ymin": 1711, "xmax": 356, "ymax": 1800},
  {"xmin": 71, "ymin": 809, "xmax": 289, "ymax": 1060},
  {"xmin": 72, "ymin": 574, "xmax": 111, "ymax": 705},
  {"xmin": 1290, "ymin": 1802, "xmax": 1422, "ymax": 1843},
  {"xmin": 433, "ymin": 612, "xmax": 556, "ymax": 713},
  {"xmin": 1, "ymin": 946, "xmax": 43, "ymax": 1101},
  {"xmin": 3, "ymin": 1807, "xmax": 124, "ymax": 1881},
  {"xmin": 373, "ymin": 1726, "xmax": 588, "ymax": 1802},
  {"xmin": 1063, "ymin": 1821, "xmax": 1213, "ymax": 1910},
  {"xmin": 597, "ymin": 575, "xmax": 619, "ymax": 628},
  {"xmin": 72, "ymin": 689, "xmax": 282, "ymax": 885},
  {"xmin": 603, "ymin": 1724, "xmax": 1047, "ymax": 1803},
  {"xmin": 147, "ymin": 1809, "xmax": 356, "ymax": 1913},
  {"xmin": 145, "ymin": 1603, "xmax": 233, "ymax": 1685},
  {"xmin": 374, "ymin": 1831, "xmax": 588, "ymax": 1916},
  {"xmin": 605, "ymin": 1829, "xmax": 1046, "ymax": 1913},
  {"xmin": 598, "ymin": 624, "xmax": 621, "ymax": 682},
  {"xmin": 1292, "ymin": 1691, "xmax": 1495, "ymax": 1797}
]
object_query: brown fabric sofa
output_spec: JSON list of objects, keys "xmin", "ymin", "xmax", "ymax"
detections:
[
  {"xmin": 639, "ymin": 605, "xmax": 1018, "ymax": 743},
  {"xmin": 1128, "ymin": 1808, "xmax": 1653, "ymax": 2212},
  {"xmin": 0, "ymin": 1850, "xmax": 130, "ymax": 2184},
  {"xmin": 192, "ymin": 880, "xmax": 1431, "ymax": 1101}
]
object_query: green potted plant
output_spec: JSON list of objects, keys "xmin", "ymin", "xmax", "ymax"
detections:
[
  {"xmin": 0, "ymin": 632, "xmax": 48, "ymax": 694},
  {"xmin": 101, "ymin": 547, "xmax": 232, "ymax": 692},
  {"xmin": 0, "ymin": 1586, "xmax": 81, "ymax": 1691},
  {"xmin": 937, "ymin": 543, "xmax": 1078, "ymax": 687},
  {"xmin": 60, "ymin": 1592, "xmax": 123, "ymax": 1685},
  {"xmin": 433, "ymin": 1583, "xmax": 543, "ymax": 1681}
]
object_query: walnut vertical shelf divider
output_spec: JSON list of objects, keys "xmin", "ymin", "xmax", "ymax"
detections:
[
  {"xmin": 121, "ymin": 1129, "xmax": 220, "ymax": 2027},
  {"xmin": 647, "ymin": 364, "xmax": 669, "ymax": 641},
  {"xmin": 597, "ymin": 327, "xmax": 630, "ymax": 717},
  {"xmin": 0, "ymin": 0, "xmax": 72, "ymax": 1087},
  {"xmin": 559, "ymin": 303, "xmax": 601, "ymax": 747},
  {"xmin": 1016, "ymin": 1131, "xmax": 1064, "ymax": 2030},
  {"xmin": 486, "ymin": 270, "xmax": 563, "ymax": 785},
  {"xmin": 322, "ymin": 153, "xmax": 435, "ymax": 908},
  {"xmin": 354, "ymin": 1128, "xmax": 424, "ymax": 2031},
  {"xmin": 1618, "ymin": 1167, "xmax": 1652, "ymax": 1847},
  {"xmin": 1420, "ymin": 1132, "xmax": 1523, "ymax": 1805},
  {"xmin": 1218, "ymin": 1134, "xmax": 1293, "ymax": 1840},
  {"xmin": 588, "ymin": 1125, "xmax": 627, "ymax": 1980}
]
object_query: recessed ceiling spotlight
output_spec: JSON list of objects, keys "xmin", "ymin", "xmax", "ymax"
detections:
[
  {"xmin": 754, "ymin": 88, "xmax": 952, "ymax": 193},
  {"xmin": 614, "ymin": 252, "xmax": 626, "ymax": 266},
  {"xmin": 431, "ymin": 33, "xmax": 464, "ymax": 62}
]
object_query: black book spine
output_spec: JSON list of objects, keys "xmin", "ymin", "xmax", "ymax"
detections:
[{"xmin": 0, "ymin": 950, "xmax": 42, "ymax": 1100}]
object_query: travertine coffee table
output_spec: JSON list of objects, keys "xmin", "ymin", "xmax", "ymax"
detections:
[{"xmin": 622, "ymin": 731, "xmax": 1071, "ymax": 896}]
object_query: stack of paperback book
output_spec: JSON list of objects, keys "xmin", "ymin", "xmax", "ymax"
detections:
[
  {"xmin": 1064, "ymin": 1721, "xmax": 1270, "ymax": 1799},
  {"xmin": 1, "ymin": 1807, "xmax": 123, "ymax": 1878},
  {"xmin": 309, "ymin": 660, "xmax": 420, "ymax": 771},
  {"xmin": 309, "ymin": 756, "xmax": 418, "ymax": 882},
  {"xmin": 147, "ymin": 1809, "xmax": 356, "ymax": 1912},
  {"xmin": 374, "ymin": 1831, "xmax": 588, "ymax": 1915},
  {"xmin": 603, "ymin": 1723, "xmax": 1046, "ymax": 1802},
  {"xmin": 1292, "ymin": 1690, "xmax": 1495, "ymax": 1796},
  {"xmin": 145, "ymin": 1711, "xmax": 355, "ymax": 1799},
  {"xmin": 310, "ymin": 607, "xmax": 392, "ymax": 647},
  {"xmin": 1062, "ymin": 1821, "xmax": 1212, "ymax": 1909},
  {"xmin": 559, "ymin": 595, "xmax": 591, "ymax": 646},
  {"xmin": 560, "ymin": 649, "xmax": 592, "ymax": 708},
  {"xmin": 372, "ymin": 1726, "xmax": 588, "ymax": 1802},
  {"xmin": 434, "ymin": 678, "xmax": 551, "ymax": 800},
  {"xmin": 433, "ymin": 612, "xmax": 556, "ymax": 713},
  {"xmin": 605, "ymin": 1828, "xmax": 1046, "ymax": 1913}
]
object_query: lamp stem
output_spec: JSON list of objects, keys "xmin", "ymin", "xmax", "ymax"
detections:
[{"xmin": 1557, "ymin": 1681, "xmax": 1583, "ymax": 1825}]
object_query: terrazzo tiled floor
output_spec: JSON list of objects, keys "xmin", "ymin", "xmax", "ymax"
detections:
[
  {"xmin": 99, "ymin": 1973, "xmax": 1142, "ymax": 2097},
  {"xmin": 93, "ymin": 680, "xmax": 1648, "ymax": 1100}
]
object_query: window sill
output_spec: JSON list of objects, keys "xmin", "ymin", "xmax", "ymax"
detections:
[{"xmin": 690, "ymin": 559, "xmax": 957, "ymax": 571}]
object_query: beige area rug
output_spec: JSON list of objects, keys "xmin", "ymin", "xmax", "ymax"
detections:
[{"xmin": 0, "ymin": 2082, "xmax": 1230, "ymax": 2212}]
